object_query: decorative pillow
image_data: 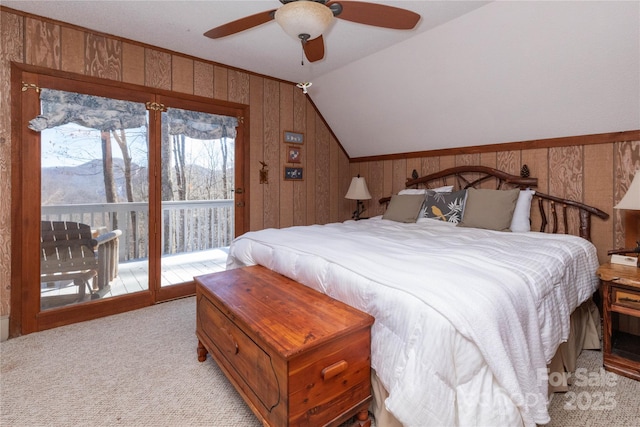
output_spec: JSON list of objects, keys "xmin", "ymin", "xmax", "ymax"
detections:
[
  {"xmin": 510, "ymin": 190, "xmax": 536, "ymax": 232},
  {"xmin": 458, "ymin": 188, "xmax": 520, "ymax": 231},
  {"xmin": 398, "ymin": 185, "xmax": 453, "ymax": 195},
  {"xmin": 421, "ymin": 189, "xmax": 467, "ymax": 224},
  {"xmin": 382, "ymin": 194, "xmax": 426, "ymax": 223}
]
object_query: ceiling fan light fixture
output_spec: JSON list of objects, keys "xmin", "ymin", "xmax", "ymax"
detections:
[{"xmin": 274, "ymin": 1, "xmax": 333, "ymax": 41}]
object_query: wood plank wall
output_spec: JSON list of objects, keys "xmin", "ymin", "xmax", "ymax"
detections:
[{"xmin": 0, "ymin": 8, "xmax": 353, "ymax": 317}]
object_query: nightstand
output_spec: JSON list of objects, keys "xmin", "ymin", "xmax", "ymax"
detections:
[{"xmin": 597, "ymin": 263, "xmax": 640, "ymax": 381}]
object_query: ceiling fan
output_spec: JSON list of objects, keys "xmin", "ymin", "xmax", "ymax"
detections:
[{"xmin": 204, "ymin": 0, "xmax": 421, "ymax": 62}]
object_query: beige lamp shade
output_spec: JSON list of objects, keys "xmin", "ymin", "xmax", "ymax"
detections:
[
  {"xmin": 615, "ymin": 171, "xmax": 640, "ymax": 210},
  {"xmin": 345, "ymin": 176, "xmax": 371, "ymax": 200},
  {"xmin": 274, "ymin": 1, "xmax": 333, "ymax": 41}
]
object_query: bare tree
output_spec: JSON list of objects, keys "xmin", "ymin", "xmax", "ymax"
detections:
[
  {"xmin": 220, "ymin": 137, "xmax": 229, "ymax": 198},
  {"xmin": 112, "ymin": 128, "xmax": 138, "ymax": 257},
  {"xmin": 173, "ymin": 134, "xmax": 187, "ymax": 201},
  {"xmin": 161, "ymin": 121, "xmax": 174, "ymax": 254},
  {"xmin": 101, "ymin": 130, "xmax": 118, "ymax": 209}
]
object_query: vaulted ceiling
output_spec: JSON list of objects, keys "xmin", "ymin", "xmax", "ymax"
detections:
[{"xmin": 4, "ymin": 1, "xmax": 639, "ymax": 158}]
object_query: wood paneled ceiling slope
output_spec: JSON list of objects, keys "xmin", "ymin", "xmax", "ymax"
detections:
[{"xmin": 3, "ymin": 1, "xmax": 639, "ymax": 157}]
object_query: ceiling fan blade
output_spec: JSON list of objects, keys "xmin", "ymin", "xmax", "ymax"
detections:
[
  {"xmin": 303, "ymin": 35, "xmax": 325, "ymax": 62},
  {"xmin": 328, "ymin": 1, "xmax": 420, "ymax": 30},
  {"xmin": 204, "ymin": 9, "xmax": 276, "ymax": 39}
]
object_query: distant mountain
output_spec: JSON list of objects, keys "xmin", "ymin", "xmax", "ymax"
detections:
[
  {"xmin": 41, "ymin": 159, "xmax": 232, "ymax": 205},
  {"xmin": 41, "ymin": 158, "xmax": 147, "ymax": 205}
]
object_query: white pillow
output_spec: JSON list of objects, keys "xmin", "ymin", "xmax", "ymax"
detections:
[
  {"xmin": 431, "ymin": 185, "xmax": 454, "ymax": 193},
  {"xmin": 398, "ymin": 185, "xmax": 453, "ymax": 195},
  {"xmin": 398, "ymin": 188, "xmax": 427, "ymax": 195},
  {"xmin": 510, "ymin": 190, "xmax": 535, "ymax": 232}
]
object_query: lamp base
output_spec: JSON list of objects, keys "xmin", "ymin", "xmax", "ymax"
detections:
[{"xmin": 352, "ymin": 200, "xmax": 366, "ymax": 221}]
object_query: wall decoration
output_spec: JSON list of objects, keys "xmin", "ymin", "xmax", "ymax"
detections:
[
  {"xmin": 284, "ymin": 167, "xmax": 304, "ymax": 181},
  {"xmin": 284, "ymin": 131, "xmax": 304, "ymax": 144},
  {"xmin": 259, "ymin": 161, "xmax": 269, "ymax": 184},
  {"xmin": 287, "ymin": 146, "xmax": 302, "ymax": 164}
]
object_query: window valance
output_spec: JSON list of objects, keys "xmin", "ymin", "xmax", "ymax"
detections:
[
  {"xmin": 164, "ymin": 107, "xmax": 237, "ymax": 140},
  {"xmin": 28, "ymin": 89, "xmax": 147, "ymax": 132},
  {"xmin": 28, "ymin": 89, "xmax": 238, "ymax": 140}
]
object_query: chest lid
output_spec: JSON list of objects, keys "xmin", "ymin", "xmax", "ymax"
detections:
[{"xmin": 195, "ymin": 265, "xmax": 374, "ymax": 358}]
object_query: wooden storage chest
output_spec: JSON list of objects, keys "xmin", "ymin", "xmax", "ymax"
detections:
[{"xmin": 195, "ymin": 265, "xmax": 374, "ymax": 426}]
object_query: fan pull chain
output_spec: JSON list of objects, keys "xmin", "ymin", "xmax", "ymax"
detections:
[{"xmin": 300, "ymin": 41, "xmax": 305, "ymax": 66}]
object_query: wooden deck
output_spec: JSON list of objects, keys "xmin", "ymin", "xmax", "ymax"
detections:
[
  {"xmin": 110, "ymin": 247, "xmax": 230, "ymax": 295},
  {"xmin": 41, "ymin": 248, "xmax": 229, "ymax": 308}
]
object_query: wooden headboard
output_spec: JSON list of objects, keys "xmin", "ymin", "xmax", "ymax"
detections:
[{"xmin": 379, "ymin": 165, "xmax": 609, "ymax": 242}]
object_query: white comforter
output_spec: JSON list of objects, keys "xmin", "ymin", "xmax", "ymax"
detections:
[{"xmin": 226, "ymin": 217, "xmax": 599, "ymax": 427}]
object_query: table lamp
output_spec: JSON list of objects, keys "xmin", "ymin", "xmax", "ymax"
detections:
[
  {"xmin": 609, "ymin": 170, "xmax": 640, "ymax": 265},
  {"xmin": 345, "ymin": 175, "xmax": 371, "ymax": 221}
]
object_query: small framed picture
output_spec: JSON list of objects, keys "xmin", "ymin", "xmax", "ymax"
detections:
[
  {"xmin": 284, "ymin": 131, "xmax": 304, "ymax": 144},
  {"xmin": 287, "ymin": 146, "xmax": 302, "ymax": 163},
  {"xmin": 284, "ymin": 166, "xmax": 304, "ymax": 181}
]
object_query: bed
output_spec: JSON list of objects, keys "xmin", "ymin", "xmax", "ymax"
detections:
[{"xmin": 226, "ymin": 166, "xmax": 609, "ymax": 427}]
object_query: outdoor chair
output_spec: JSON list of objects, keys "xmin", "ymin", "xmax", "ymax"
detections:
[
  {"xmin": 40, "ymin": 221, "xmax": 99, "ymax": 302},
  {"xmin": 94, "ymin": 229, "xmax": 122, "ymax": 295}
]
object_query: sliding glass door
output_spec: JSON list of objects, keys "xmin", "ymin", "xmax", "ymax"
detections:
[
  {"xmin": 38, "ymin": 91, "xmax": 150, "ymax": 310},
  {"xmin": 12, "ymin": 66, "xmax": 248, "ymax": 335},
  {"xmin": 159, "ymin": 107, "xmax": 236, "ymax": 290}
]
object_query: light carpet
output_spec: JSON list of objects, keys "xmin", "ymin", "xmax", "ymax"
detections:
[{"xmin": 1, "ymin": 297, "xmax": 639, "ymax": 427}]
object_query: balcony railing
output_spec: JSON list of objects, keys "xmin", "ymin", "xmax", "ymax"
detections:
[{"xmin": 41, "ymin": 200, "xmax": 234, "ymax": 262}]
